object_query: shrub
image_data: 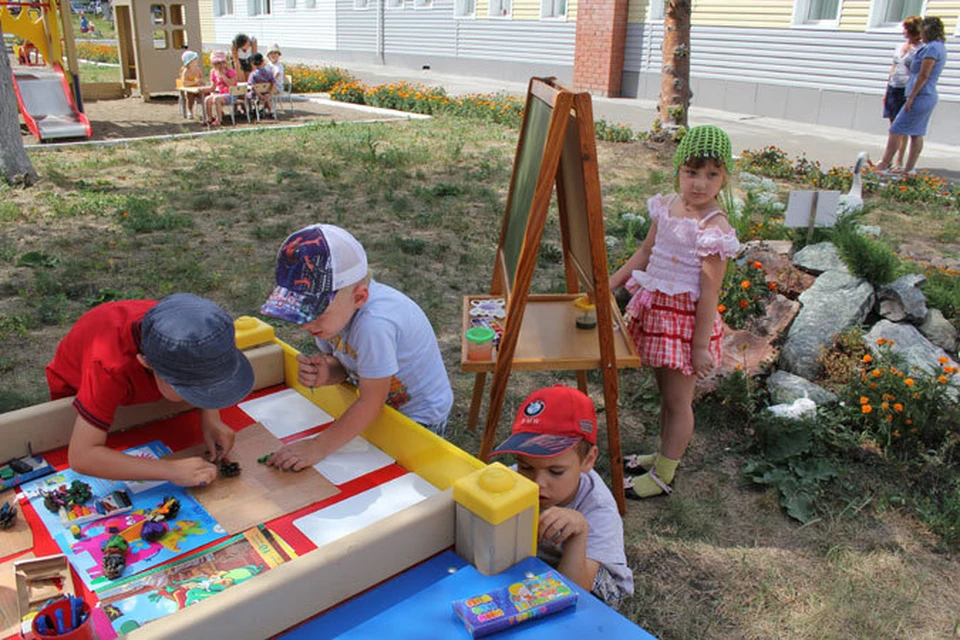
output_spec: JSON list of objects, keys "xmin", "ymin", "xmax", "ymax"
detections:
[
  {"xmin": 288, "ymin": 65, "xmax": 356, "ymax": 93},
  {"xmin": 594, "ymin": 119, "xmax": 636, "ymax": 143},
  {"xmin": 719, "ymin": 258, "xmax": 773, "ymax": 330},
  {"xmin": 329, "ymin": 80, "xmax": 366, "ymax": 104},
  {"xmin": 738, "ymin": 146, "xmax": 794, "ymax": 179},
  {"xmin": 829, "ymin": 219, "xmax": 898, "ymax": 287},
  {"xmin": 76, "ymin": 42, "xmax": 118, "ymax": 64},
  {"xmin": 919, "ymin": 264, "xmax": 960, "ymax": 326}
]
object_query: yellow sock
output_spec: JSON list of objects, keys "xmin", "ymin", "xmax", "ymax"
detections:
[{"xmin": 626, "ymin": 455, "xmax": 679, "ymax": 498}]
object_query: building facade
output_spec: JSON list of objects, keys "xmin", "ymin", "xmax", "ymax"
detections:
[{"xmin": 203, "ymin": 0, "xmax": 960, "ymax": 142}]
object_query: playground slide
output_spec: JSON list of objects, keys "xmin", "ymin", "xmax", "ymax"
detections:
[{"xmin": 12, "ymin": 62, "xmax": 92, "ymax": 141}]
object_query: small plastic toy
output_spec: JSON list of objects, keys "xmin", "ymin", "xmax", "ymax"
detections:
[
  {"xmin": 41, "ymin": 480, "xmax": 92, "ymax": 514},
  {"xmin": 0, "ymin": 501, "xmax": 18, "ymax": 529},
  {"xmin": 148, "ymin": 496, "xmax": 181, "ymax": 522},
  {"xmin": 0, "ymin": 448, "xmax": 56, "ymax": 492},
  {"xmin": 257, "ymin": 453, "xmax": 274, "ymax": 464},
  {"xmin": 70, "ymin": 524, "xmax": 82, "ymax": 539},
  {"xmin": 58, "ymin": 489, "xmax": 133, "ymax": 526},
  {"xmin": 101, "ymin": 535, "xmax": 129, "ymax": 580}
]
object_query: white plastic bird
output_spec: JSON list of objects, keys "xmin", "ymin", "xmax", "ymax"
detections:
[{"xmin": 837, "ymin": 151, "xmax": 867, "ymax": 216}]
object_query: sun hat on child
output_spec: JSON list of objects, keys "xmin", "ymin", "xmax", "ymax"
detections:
[
  {"xmin": 267, "ymin": 43, "xmax": 282, "ymax": 55},
  {"xmin": 261, "ymin": 224, "xmax": 369, "ymax": 325},
  {"xmin": 491, "ymin": 385, "xmax": 597, "ymax": 458},
  {"xmin": 141, "ymin": 293, "xmax": 254, "ymax": 409},
  {"xmin": 210, "ymin": 50, "xmax": 227, "ymax": 64},
  {"xmin": 673, "ymin": 125, "xmax": 733, "ymax": 173},
  {"xmin": 181, "ymin": 50, "xmax": 199, "ymax": 67}
]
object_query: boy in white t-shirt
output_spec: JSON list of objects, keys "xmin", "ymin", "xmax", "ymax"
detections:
[
  {"xmin": 491, "ymin": 385, "xmax": 634, "ymax": 609},
  {"xmin": 260, "ymin": 224, "xmax": 454, "ymax": 471}
]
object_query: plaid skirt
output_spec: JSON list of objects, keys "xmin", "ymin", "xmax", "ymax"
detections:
[{"xmin": 625, "ymin": 289, "xmax": 723, "ymax": 376}]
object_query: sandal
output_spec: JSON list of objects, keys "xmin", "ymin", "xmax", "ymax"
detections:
[
  {"xmin": 623, "ymin": 453, "xmax": 653, "ymax": 473},
  {"xmin": 624, "ymin": 472, "xmax": 672, "ymax": 500}
]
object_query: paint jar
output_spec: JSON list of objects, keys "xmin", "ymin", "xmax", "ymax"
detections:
[
  {"xmin": 32, "ymin": 597, "xmax": 95, "ymax": 640},
  {"xmin": 465, "ymin": 327, "xmax": 496, "ymax": 361},
  {"xmin": 574, "ymin": 295, "xmax": 597, "ymax": 330}
]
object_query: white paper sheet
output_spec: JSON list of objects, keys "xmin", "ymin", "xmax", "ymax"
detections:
[
  {"xmin": 293, "ymin": 473, "xmax": 439, "ymax": 548},
  {"xmin": 238, "ymin": 388, "xmax": 334, "ymax": 439},
  {"xmin": 313, "ymin": 436, "xmax": 395, "ymax": 485}
]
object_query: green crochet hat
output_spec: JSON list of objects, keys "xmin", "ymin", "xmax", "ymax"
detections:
[{"xmin": 673, "ymin": 125, "xmax": 733, "ymax": 173}]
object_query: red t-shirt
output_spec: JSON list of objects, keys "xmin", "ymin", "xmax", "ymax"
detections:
[{"xmin": 45, "ymin": 300, "xmax": 164, "ymax": 431}]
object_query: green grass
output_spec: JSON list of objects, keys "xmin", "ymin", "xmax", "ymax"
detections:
[{"xmin": 3, "ymin": 115, "xmax": 959, "ymax": 639}]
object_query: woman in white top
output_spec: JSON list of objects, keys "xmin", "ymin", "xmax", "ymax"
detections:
[
  {"xmin": 882, "ymin": 15, "xmax": 922, "ymax": 171},
  {"xmin": 231, "ymin": 33, "xmax": 257, "ymax": 83}
]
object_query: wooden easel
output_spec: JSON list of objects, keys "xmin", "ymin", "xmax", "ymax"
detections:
[{"xmin": 461, "ymin": 77, "xmax": 641, "ymax": 514}]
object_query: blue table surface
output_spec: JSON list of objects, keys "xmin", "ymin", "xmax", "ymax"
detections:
[{"xmin": 280, "ymin": 551, "xmax": 655, "ymax": 639}]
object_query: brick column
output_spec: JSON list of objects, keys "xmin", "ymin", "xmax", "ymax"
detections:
[{"xmin": 573, "ymin": 0, "xmax": 629, "ymax": 97}]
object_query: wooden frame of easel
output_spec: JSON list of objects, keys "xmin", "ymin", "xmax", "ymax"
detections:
[{"xmin": 461, "ymin": 77, "xmax": 641, "ymax": 514}]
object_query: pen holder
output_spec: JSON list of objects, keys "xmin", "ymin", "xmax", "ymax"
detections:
[
  {"xmin": 573, "ymin": 295, "xmax": 597, "ymax": 330},
  {"xmin": 32, "ymin": 598, "xmax": 96, "ymax": 639}
]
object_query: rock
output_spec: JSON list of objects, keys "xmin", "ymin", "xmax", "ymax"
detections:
[
  {"xmin": 779, "ymin": 271, "xmax": 875, "ymax": 379},
  {"xmin": 865, "ymin": 320, "xmax": 959, "ymax": 378},
  {"xmin": 766, "ymin": 370, "xmax": 838, "ymax": 405},
  {"xmin": 742, "ymin": 244, "xmax": 814, "ymax": 299},
  {"xmin": 747, "ymin": 294, "xmax": 800, "ymax": 338},
  {"xmin": 919, "ymin": 308, "xmax": 958, "ymax": 354},
  {"xmin": 877, "ymin": 274, "xmax": 927, "ymax": 324},
  {"xmin": 792, "ymin": 242, "xmax": 848, "ymax": 275}
]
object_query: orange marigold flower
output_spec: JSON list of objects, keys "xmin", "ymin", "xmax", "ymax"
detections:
[
  {"xmin": 717, "ymin": 304, "xmax": 726, "ymax": 313},
  {"xmin": 740, "ymin": 280, "xmax": 751, "ymax": 290},
  {"xmin": 862, "ymin": 354, "xmax": 873, "ymax": 363},
  {"xmin": 739, "ymin": 300, "xmax": 749, "ymax": 309},
  {"xmin": 886, "ymin": 415, "xmax": 894, "ymax": 422},
  {"xmin": 892, "ymin": 429, "xmax": 899, "ymax": 436},
  {"xmin": 767, "ymin": 281, "xmax": 777, "ymax": 291},
  {"xmin": 876, "ymin": 338, "xmax": 887, "ymax": 345},
  {"xmin": 872, "ymin": 370, "xmax": 882, "ymax": 378},
  {"xmin": 893, "ymin": 403, "xmax": 903, "ymax": 412},
  {"xmin": 938, "ymin": 375, "xmax": 948, "ymax": 384},
  {"xmin": 869, "ymin": 383, "xmax": 878, "ymax": 389},
  {"xmin": 904, "ymin": 378, "xmax": 914, "ymax": 387},
  {"xmin": 859, "ymin": 396, "xmax": 870, "ymax": 405},
  {"xmin": 938, "ymin": 356, "xmax": 949, "ymax": 364},
  {"xmin": 881, "ymin": 402, "xmax": 889, "ymax": 410},
  {"xmin": 861, "ymin": 405, "xmax": 873, "ymax": 414},
  {"xmin": 753, "ymin": 261, "xmax": 763, "ymax": 269},
  {"xmin": 905, "ymin": 418, "xmax": 913, "ymax": 425}
]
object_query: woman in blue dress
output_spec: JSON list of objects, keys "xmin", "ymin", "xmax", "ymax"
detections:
[{"xmin": 875, "ymin": 16, "xmax": 947, "ymax": 174}]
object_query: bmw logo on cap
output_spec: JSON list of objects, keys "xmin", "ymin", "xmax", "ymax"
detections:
[{"xmin": 524, "ymin": 400, "xmax": 545, "ymax": 417}]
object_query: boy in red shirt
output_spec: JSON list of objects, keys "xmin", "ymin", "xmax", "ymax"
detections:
[{"xmin": 46, "ymin": 294, "xmax": 254, "ymax": 486}]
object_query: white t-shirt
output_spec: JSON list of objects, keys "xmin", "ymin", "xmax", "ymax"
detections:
[
  {"xmin": 314, "ymin": 280, "xmax": 453, "ymax": 426},
  {"xmin": 267, "ymin": 60, "xmax": 285, "ymax": 92}
]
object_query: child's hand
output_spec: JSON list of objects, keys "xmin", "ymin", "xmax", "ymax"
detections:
[
  {"xmin": 691, "ymin": 346, "xmax": 714, "ymax": 379},
  {"xmin": 200, "ymin": 413, "xmax": 235, "ymax": 463},
  {"xmin": 168, "ymin": 457, "xmax": 218, "ymax": 487},
  {"xmin": 538, "ymin": 506, "xmax": 589, "ymax": 546},
  {"xmin": 266, "ymin": 437, "xmax": 325, "ymax": 471},
  {"xmin": 297, "ymin": 353, "xmax": 335, "ymax": 388}
]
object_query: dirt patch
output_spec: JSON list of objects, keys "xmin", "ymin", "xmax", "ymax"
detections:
[{"xmin": 21, "ymin": 94, "xmax": 410, "ymax": 146}]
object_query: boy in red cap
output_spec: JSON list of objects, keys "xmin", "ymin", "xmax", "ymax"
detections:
[
  {"xmin": 491, "ymin": 385, "xmax": 634, "ymax": 609},
  {"xmin": 46, "ymin": 294, "xmax": 255, "ymax": 486}
]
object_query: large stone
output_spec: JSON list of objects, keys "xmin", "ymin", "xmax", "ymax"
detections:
[
  {"xmin": 865, "ymin": 320, "xmax": 959, "ymax": 378},
  {"xmin": 919, "ymin": 308, "xmax": 958, "ymax": 354},
  {"xmin": 767, "ymin": 370, "xmax": 838, "ymax": 405},
  {"xmin": 742, "ymin": 243, "xmax": 814, "ymax": 300},
  {"xmin": 877, "ymin": 274, "xmax": 927, "ymax": 324},
  {"xmin": 747, "ymin": 294, "xmax": 800, "ymax": 339},
  {"xmin": 779, "ymin": 271, "xmax": 875, "ymax": 380},
  {"xmin": 792, "ymin": 242, "xmax": 848, "ymax": 275}
]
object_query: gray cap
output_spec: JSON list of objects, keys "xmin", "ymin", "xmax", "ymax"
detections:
[{"xmin": 141, "ymin": 294, "xmax": 254, "ymax": 409}]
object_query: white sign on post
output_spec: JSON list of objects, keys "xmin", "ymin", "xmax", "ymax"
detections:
[{"xmin": 785, "ymin": 190, "xmax": 842, "ymax": 228}]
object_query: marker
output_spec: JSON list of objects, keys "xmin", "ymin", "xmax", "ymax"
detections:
[{"xmin": 54, "ymin": 608, "xmax": 66, "ymax": 634}]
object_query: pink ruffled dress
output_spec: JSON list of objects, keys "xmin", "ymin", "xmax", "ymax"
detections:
[{"xmin": 624, "ymin": 194, "xmax": 740, "ymax": 375}]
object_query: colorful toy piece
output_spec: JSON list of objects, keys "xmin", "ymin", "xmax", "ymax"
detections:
[
  {"xmin": 149, "ymin": 496, "xmax": 181, "ymax": 522},
  {"xmin": 452, "ymin": 571, "xmax": 578, "ymax": 637},
  {"xmin": 141, "ymin": 520, "xmax": 169, "ymax": 543},
  {"xmin": 58, "ymin": 489, "xmax": 134, "ymax": 526},
  {"xmin": 70, "ymin": 524, "xmax": 82, "ymax": 539},
  {"xmin": 101, "ymin": 535, "xmax": 129, "ymax": 580},
  {"xmin": 219, "ymin": 460, "xmax": 241, "ymax": 478},
  {"xmin": 41, "ymin": 480, "xmax": 93, "ymax": 513}
]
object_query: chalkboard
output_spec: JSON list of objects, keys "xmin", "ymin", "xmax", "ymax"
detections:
[
  {"xmin": 558, "ymin": 110, "xmax": 593, "ymax": 292},
  {"xmin": 500, "ymin": 92, "xmax": 552, "ymax": 292}
]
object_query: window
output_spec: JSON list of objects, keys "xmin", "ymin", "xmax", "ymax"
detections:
[
  {"xmin": 792, "ymin": 0, "xmax": 839, "ymax": 25},
  {"xmin": 354, "ymin": 0, "xmax": 368, "ymax": 8},
  {"xmin": 454, "ymin": 0, "xmax": 473, "ymax": 17},
  {"xmin": 869, "ymin": 0, "xmax": 924, "ymax": 27},
  {"xmin": 541, "ymin": 0, "xmax": 565, "ymax": 19},
  {"xmin": 648, "ymin": 0, "xmax": 664, "ymax": 21},
  {"xmin": 152, "ymin": 29, "xmax": 168, "ymax": 49},
  {"xmin": 249, "ymin": 0, "xmax": 271, "ymax": 15},
  {"xmin": 488, "ymin": 0, "xmax": 510, "ymax": 17},
  {"xmin": 386, "ymin": 0, "xmax": 401, "ymax": 7},
  {"xmin": 214, "ymin": 0, "xmax": 234, "ymax": 16}
]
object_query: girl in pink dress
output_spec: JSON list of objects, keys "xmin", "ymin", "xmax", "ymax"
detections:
[{"xmin": 609, "ymin": 125, "xmax": 740, "ymax": 498}]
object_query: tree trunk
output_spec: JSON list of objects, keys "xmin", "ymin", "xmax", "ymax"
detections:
[
  {"xmin": 0, "ymin": 27, "xmax": 39, "ymax": 187},
  {"xmin": 658, "ymin": 0, "xmax": 692, "ymax": 133}
]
